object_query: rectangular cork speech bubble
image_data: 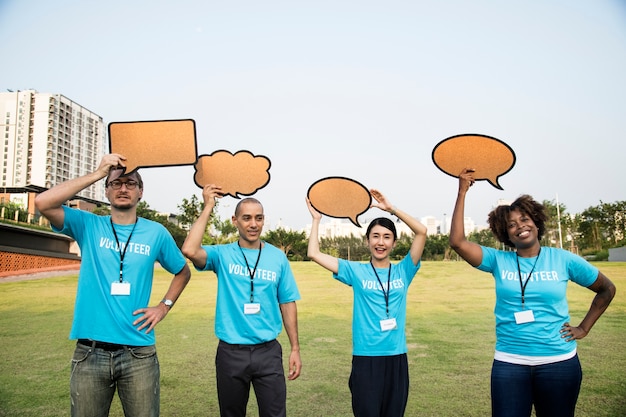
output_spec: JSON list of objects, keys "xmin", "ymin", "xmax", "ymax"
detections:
[{"xmin": 108, "ymin": 119, "xmax": 198, "ymax": 173}]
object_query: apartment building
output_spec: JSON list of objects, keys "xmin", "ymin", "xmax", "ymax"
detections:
[{"xmin": 1, "ymin": 90, "xmax": 107, "ymax": 215}]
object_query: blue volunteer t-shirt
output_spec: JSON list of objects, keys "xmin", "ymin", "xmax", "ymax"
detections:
[
  {"xmin": 54, "ymin": 206, "xmax": 187, "ymax": 346},
  {"xmin": 199, "ymin": 241, "xmax": 300, "ymax": 344},
  {"xmin": 334, "ymin": 255, "xmax": 420, "ymax": 356},
  {"xmin": 478, "ymin": 246, "xmax": 598, "ymax": 356}
]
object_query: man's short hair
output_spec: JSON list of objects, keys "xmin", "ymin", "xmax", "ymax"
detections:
[{"xmin": 106, "ymin": 168, "xmax": 144, "ymax": 189}]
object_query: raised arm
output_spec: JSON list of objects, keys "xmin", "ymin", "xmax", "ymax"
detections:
[
  {"xmin": 35, "ymin": 154, "xmax": 125, "ymax": 229},
  {"xmin": 181, "ymin": 184, "xmax": 222, "ymax": 269},
  {"xmin": 370, "ymin": 189, "xmax": 427, "ymax": 266},
  {"xmin": 306, "ymin": 198, "xmax": 339, "ymax": 274},
  {"xmin": 449, "ymin": 168, "xmax": 483, "ymax": 267}
]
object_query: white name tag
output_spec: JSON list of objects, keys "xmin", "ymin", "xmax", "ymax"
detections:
[
  {"xmin": 111, "ymin": 281, "xmax": 131, "ymax": 296},
  {"xmin": 514, "ymin": 309, "xmax": 535, "ymax": 324},
  {"xmin": 244, "ymin": 303, "xmax": 261, "ymax": 315},
  {"xmin": 380, "ymin": 318, "xmax": 397, "ymax": 331}
]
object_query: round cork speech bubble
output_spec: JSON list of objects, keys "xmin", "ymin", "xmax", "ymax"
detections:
[
  {"xmin": 432, "ymin": 134, "xmax": 516, "ymax": 190},
  {"xmin": 307, "ymin": 177, "xmax": 371, "ymax": 227},
  {"xmin": 194, "ymin": 150, "xmax": 271, "ymax": 198}
]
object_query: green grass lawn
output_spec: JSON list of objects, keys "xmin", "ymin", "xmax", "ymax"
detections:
[{"xmin": 1, "ymin": 261, "xmax": 624, "ymax": 416}]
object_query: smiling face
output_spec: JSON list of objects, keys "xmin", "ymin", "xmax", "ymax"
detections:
[
  {"xmin": 487, "ymin": 194, "xmax": 547, "ymax": 249},
  {"xmin": 233, "ymin": 199, "xmax": 265, "ymax": 248},
  {"xmin": 367, "ymin": 224, "xmax": 397, "ymax": 264},
  {"xmin": 506, "ymin": 209, "xmax": 539, "ymax": 250}
]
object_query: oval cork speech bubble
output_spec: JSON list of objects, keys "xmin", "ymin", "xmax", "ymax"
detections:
[
  {"xmin": 193, "ymin": 150, "xmax": 271, "ymax": 198},
  {"xmin": 108, "ymin": 119, "xmax": 198, "ymax": 174},
  {"xmin": 307, "ymin": 177, "xmax": 371, "ymax": 228},
  {"xmin": 432, "ymin": 134, "xmax": 516, "ymax": 190}
]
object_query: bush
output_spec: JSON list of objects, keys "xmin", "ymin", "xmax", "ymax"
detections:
[{"xmin": 594, "ymin": 250, "xmax": 609, "ymax": 261}]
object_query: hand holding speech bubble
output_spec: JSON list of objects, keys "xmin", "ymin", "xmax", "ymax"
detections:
[
  {"xmin": 108, "ymin": 119, "xmax": 198, "ymax": 173},
  {"xmin": 432, "ymin": 134, "xmax": 516, "ymax": 190},
  {"xmin": 193, "ymin": 150, "xmax": 271, "ymax": 198},
  {"xmin": 307, "ymin": 177, "xmax": 371, "ymax": 227}
]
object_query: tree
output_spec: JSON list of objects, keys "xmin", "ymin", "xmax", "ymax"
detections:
[
  {"xmin": 577, "ymin": 200, "xmax": 626, "ymax": 253},
  {"xmin": 214, "ymin": 216, "xmax": 237, "ymax": 238},
  {"xmin": 318, "ymin": 234, "xmax": 370, "ymax": 261},
  {"xmin": 542, "ymin": 199, "xmax": 569, "ymax": 248},
  {"xmin": 391, "ymin": 234, "xmax": 412, "ymax": 260},
  {"xmin": 603, "ymin": 201, "xmax": 626, "ymax": 247},
  {"xmin": 0, "ymin": 201, "xmax": 29, "ymax": 222},
  {"xmin": 421, "ymin": 234, "xmax": 449, "ymax": 260},
  {"xmin": 263, "ymin": 228, "xmax": 308, "ymax": 260},
  {"xmin": 176, "ymin": 194, "xmax": 239, "ymax": 244},
  {"xmin": 578, "ymin": 205, "xmax": 608, "ymax": 252},
  {"xmin": 177, "ymin": 195, "xmax": 203, "ymax": 229},
  {"xmin": 92, "ymin": 204, "xmax": 111, "ymax": 216},
  {"xmin": 468, "ymin": 228, "xmax": 499, "ymax": 249}
]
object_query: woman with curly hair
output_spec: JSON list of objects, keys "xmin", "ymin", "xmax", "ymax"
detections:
[{"xmin": 449, "ymin": 168, "xmax": 616, "ymax": 417}]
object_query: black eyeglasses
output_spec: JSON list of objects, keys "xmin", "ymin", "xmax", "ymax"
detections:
[{"xmin": 107, "ymin": 180, "xmax": 139, "ymax": 190}]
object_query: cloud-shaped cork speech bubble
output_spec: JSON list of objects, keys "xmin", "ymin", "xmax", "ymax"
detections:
[
  {"xmin": 432, "ymin": 134, "xmax": 516, "ymax": 190},
  {"xmin": 193, "ymin": 150, "xmax": 271, "ymax": 198},
  {"xmin": 108, "ymin": 119, "xmax": 198, "ymax": 174},
  {"xmin": 307, "ymin": 177, "xmax": 371, "ymax": 227}
]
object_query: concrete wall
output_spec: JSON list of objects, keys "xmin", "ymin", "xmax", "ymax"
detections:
[
  {"xmin": 608, "ymin": 246, "xmax": 626, "ymax": 262},
  {"xmin": 0, "ymin": 223, "xmax": 80, "ymax": 276}
]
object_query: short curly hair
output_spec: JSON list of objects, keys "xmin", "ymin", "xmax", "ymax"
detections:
[{"xmin": 487, "ymin": 194, "xmax": 547, "ymax": 248}]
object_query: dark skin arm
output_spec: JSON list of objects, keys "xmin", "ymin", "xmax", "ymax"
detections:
[
  {"xmin": 449, "ymin": 168, "xmax": 482, "ymax": 266},
  {"xmin": 560, "ymin": 272, "xmax": 616, "ymax": 341}
]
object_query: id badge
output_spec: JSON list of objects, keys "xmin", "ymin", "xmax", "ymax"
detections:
[
  {"xmin": 111, "ymin": 281, "xmax": 131, "ymax": 296},
  {"xmin": 380, "ymin": 318, "xmax": 397, "ymax": 331},
  {"xmin": 244, "ymin": 303, "xmax": 261, "ymax": 315},
  {"xmin": 514, "ymin": 309, "xmax": 535, "ymax": 324}
]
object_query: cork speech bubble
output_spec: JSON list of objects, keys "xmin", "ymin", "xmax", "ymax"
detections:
[
  {"xmin": 108, "ymin": 119, "xmax": 198, "ymax": 174},
  {"xmin": 432, "ymin": 134, "xmax": 516, "ymax": 190},
  {"xmin": 307, "ymin": 177, "xmax": 371, "ymax": 227},
  {"xmin": 193, "ymin": 150, "xmax": 271, "ymax": 198}
]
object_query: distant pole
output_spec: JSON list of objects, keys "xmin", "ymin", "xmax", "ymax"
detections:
[
  {"xmin": 442, "ymin": 213, "xmax": 446, "ymax": 235},
  {"xmin": 556, "ymin": 194, "xmax": 563, "ymax": 249}
]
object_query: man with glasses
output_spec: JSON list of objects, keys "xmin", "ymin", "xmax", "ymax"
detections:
[{"xmin": 35, "ymin": 153, "xmax": 191, "ymax": 417}]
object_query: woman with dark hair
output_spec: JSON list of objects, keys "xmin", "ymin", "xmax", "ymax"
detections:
[
  {"xmin": 450, "ymin": 168, "xmax": 616, "ymax": 417},
  {"xmin": 306, "ymin": 189, "xmax": 427, "ymax": 417}
]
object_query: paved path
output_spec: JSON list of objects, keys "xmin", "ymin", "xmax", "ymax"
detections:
[{"xmin": 0, "ymin": 265, "xmax": 80, "ymax": 283}]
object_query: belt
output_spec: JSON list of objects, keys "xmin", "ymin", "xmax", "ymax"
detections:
[
  {"xmin": 218, "ymin": 339, "xmax": 277, "ymax": 350},
  {"xmin": 77, "ymin": 339, "xmax": 140, "ymax": 351}
]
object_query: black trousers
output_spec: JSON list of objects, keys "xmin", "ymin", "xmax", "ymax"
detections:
[
  {"xmin": 349, "ymin": 354, "xmax": 409, "ymax": 417},
  {"xmin": 215, "ymin": 339, "xmax": 286, "ymax": 417}
]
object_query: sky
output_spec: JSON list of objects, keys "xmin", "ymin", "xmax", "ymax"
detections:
[{"xmin": 1, "ymin": 0, "xmax": 625, "ymax": 231}]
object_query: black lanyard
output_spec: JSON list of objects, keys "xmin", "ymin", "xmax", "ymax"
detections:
[
  {"xmin": 516, "ymin": 247, "xmax": 541, "ymax": 307},
  {"xmin": 238, "ymin": 241, "xmax": 262, "ymax": 303},
  {"xmin": 110, "ymin": 218, "xmax": 138, "ymax": 283},
  {"xmin": 370, "ymin": 261, "xmax": 392, "ymax": 318}
]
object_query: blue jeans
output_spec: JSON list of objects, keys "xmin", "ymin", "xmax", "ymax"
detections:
[
  {"xmin": 70, "ymin": 341, "xmax": 160, "ymax": 417},
  {"xmin": 491, "ymin": 354, "xmax": 582, "ymax": 417}
]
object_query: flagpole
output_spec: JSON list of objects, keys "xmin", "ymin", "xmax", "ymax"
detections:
[{"xmin": 556, "ymin": 194, "xmax": 563, "ymax": 249}]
